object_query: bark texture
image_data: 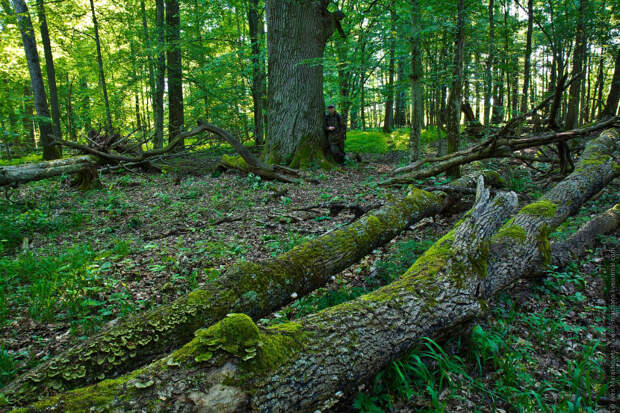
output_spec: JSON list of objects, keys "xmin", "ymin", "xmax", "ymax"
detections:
[
  {"xmin": 264, "ymin": 0, "xmax": 343, "ymax": 167},
  {"xmin": 14, "ymin": 128, "xmax": 618, "ymax": 413},
  {"xmin": 2, "ymin": 171, "xmax": 501, "ymax": 406}
]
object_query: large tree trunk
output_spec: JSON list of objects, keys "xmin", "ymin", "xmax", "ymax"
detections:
[
  {"xmin": 263, "ymin": 0, "xmax": 343, "ymax": 168},
  {"xmin": 12, "ymin": 0, "xmax": 60, "ymax": 160},
  {"xmin": 248, "ymin": 0, "xmax": 266, "ymax": 146},
  {"xmin": 409, "ymin": 0, "xmax": 423, "ymax": 161},
  {"xmin": 445, "ymin": 0, "xmax": 465, "ymax": 177},
  {"xmin": 565, "ymin": 0, "xmax": 587, "ymax": 129},
  {"xmin": 35, "ymin": 0, "xmax": 62, "ymax": 152},
  {"xmin": 2, "ymin": 171, "xmax": 503, "ymax": 405},
  {"xmin": 166, "ymin": 0, "xmax": 184, "ymax": 148},
  {"xmin": 600, "ymin": 49, "xmax": 620, "ymax": 120},
  {"xmin": 16, "ymin": 130, "xmax": 619, "ymax": 412}
]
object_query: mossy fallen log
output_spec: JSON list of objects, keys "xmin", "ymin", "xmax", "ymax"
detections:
[
  {"xmin": 0, "ymin": 171, "xmax": 502, "ymax": 406},
  {"xmin": 0, "ymin": 155, "xmax": 99, "ymax": 187},
  {"xmin": 10, "ymin": 129, "xmax": 617, "ymax": 412}
]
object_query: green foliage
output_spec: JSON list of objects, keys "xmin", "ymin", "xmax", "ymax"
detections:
[
  {"xmin": 0, "ymin": 240, "xmax": 134, "ymax": 333},
  {"xmin": 345, "ymin": 127, "xmax": 443, "ymax": 154},
  {"xmin": 354, "ymin": 259, "xmax": 612, "ymax": 412},
  {"xmin": 0, "ymin": 200, "xmax": 84, "ymax": 254}
]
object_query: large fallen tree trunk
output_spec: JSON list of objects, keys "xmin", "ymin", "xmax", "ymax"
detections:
[
  {"xmin": 385, "ymin": 116, "xmax": 619, "ymax": 186},
  {"xmin": 0, "ymin": 171, "xmax": 502, "ymax": 405},
  {"xmin": 9, "ymin": 129, "xmax": 619, "ymax": 412},
  {"xmin": 0, "ymin": 155, "xmax": 98, "ymax": 187}
]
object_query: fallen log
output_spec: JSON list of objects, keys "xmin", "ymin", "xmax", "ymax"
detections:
[
  {"xmin": 0, "ymin": 170, "xmax": 502, "ymax": 405},
  {"xmin": 8, "ymin": 130, "xmax": 618, "ymax": 412},
  {"xmin": 0, "ymin": 155, "xmax": 99, "ymax": 187},
  {"xmin": 385, "ymin": 117, "xmax": 619, "ymax": 186}
]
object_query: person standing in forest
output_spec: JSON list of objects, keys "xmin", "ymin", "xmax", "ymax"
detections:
[{"xmin": 324, "ymin": 104, "xmax": 346, "ymax": 164}]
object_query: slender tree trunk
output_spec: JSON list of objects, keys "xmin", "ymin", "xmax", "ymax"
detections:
[
  {"xmin": 565, "ymin": 0, "xmax": 587, "ymax": 129},
  {"xmin": 484, "ymin": 0, "xmax": 494, "ymax": 126},
  {"xmin": 382, "ymin": 12, "xmax": 396, "ymax": 133},
  {"xmin": 140, "ymin": 0, "xmax": 156, "ymax": 138},
  {"xmin": 248, "ymin": 0, "xmax": 266, "ymax": 146},
  {"xmin": 445, "ymin": 0, "xmax": 465, "ymax": 177},
  {"xmin": 409, "ymin": 0, "xmax": 423, "ymax": 161},
  {"xmin": 35, "ymin": 0, "xmax": 62, "ymax": 153},
  {"xmin": 66, "ymin": 75, "xmax": 76, "ymax": 140},
  {"xmin": 589, "ymin": 54, "xmax": 602, "ymax": 120},
  {"xmin": 394, "ymin": 57, "xmax": 406, "ymax": 127},
  {"xmin": 89, "ymin": 0, "xmax": 113, "ymax": 135},
  {"xmin": 166, "ymin": 0, "xmax": 184, "ymax": 148},
  {"xmin": 600, "ymin": 49, "xmax": 620, "ymax": 120},
  {"xmin": 153, "ymin": 0, "xmax": 165, "ymax": 149},
  {"xmin": 335, "ymin": 41, "xmax": 351, "ymax": 125},
  {"xmin": 263, "ymin": 0, "xmax": 343, "ymax": 167},
  {"xmin": 520, "ymin": 0, "xmax": 533, "ymax": 115},
  {"xmin": 79, "ymin": 77, "xmax": 91, "ymax": 133},
  {"xmin": 22, "ymin": 84, "xmax": 35, "ymax": 148},
  {"xmin": 12, "ymin": 0, "xmax": 59, "ymax": 159}
]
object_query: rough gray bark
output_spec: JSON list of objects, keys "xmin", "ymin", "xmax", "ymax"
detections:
[
  {"xmin": 2, "ymin": 171, "xmax": 502, "ymax": 406},
  {"xmin": 35, "ymin": 0, "xmax": 62, "ymax": 148},
  {"xmin": 14, "ymin": 128, "xmax": 618, "ymax": 413},
  {"xmin": 12, "ymin": 0, "xmax": 60, "ymax": 160},
  {"xmin": 89, "ymin": 0, "xmax": 113, "ymax": 135},
  {"xmin": 166, "ymin": 0, "xmax": 184, "ymax": 148},
  {"xmin": 0, "ymin": 155, "xmax": 98, "ymax": 186},
  {"xmin": 263, "ymin": 0, "xmax": 343, "ymax": 167}
]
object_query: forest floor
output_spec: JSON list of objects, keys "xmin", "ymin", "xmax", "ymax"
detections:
[{"xmin": 0, "ymin": 129, "xmax": 617, "ymax": 412}]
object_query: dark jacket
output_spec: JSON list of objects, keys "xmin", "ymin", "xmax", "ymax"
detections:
[{"xmin": 324, "ymin": 112, "xmax": 345, "ymax": 137}]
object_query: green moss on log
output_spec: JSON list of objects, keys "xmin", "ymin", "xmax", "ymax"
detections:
[
  {"xmin": 220, "ymin": 154, "xmax": 250, "ymax": 172},
  {"xmin": 520, "ymin": 200, "xmax": 558, "ymax": 218},
  {"xmin": 493, "ymin": 224, "xmax": 527, "ymax": 243}
]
